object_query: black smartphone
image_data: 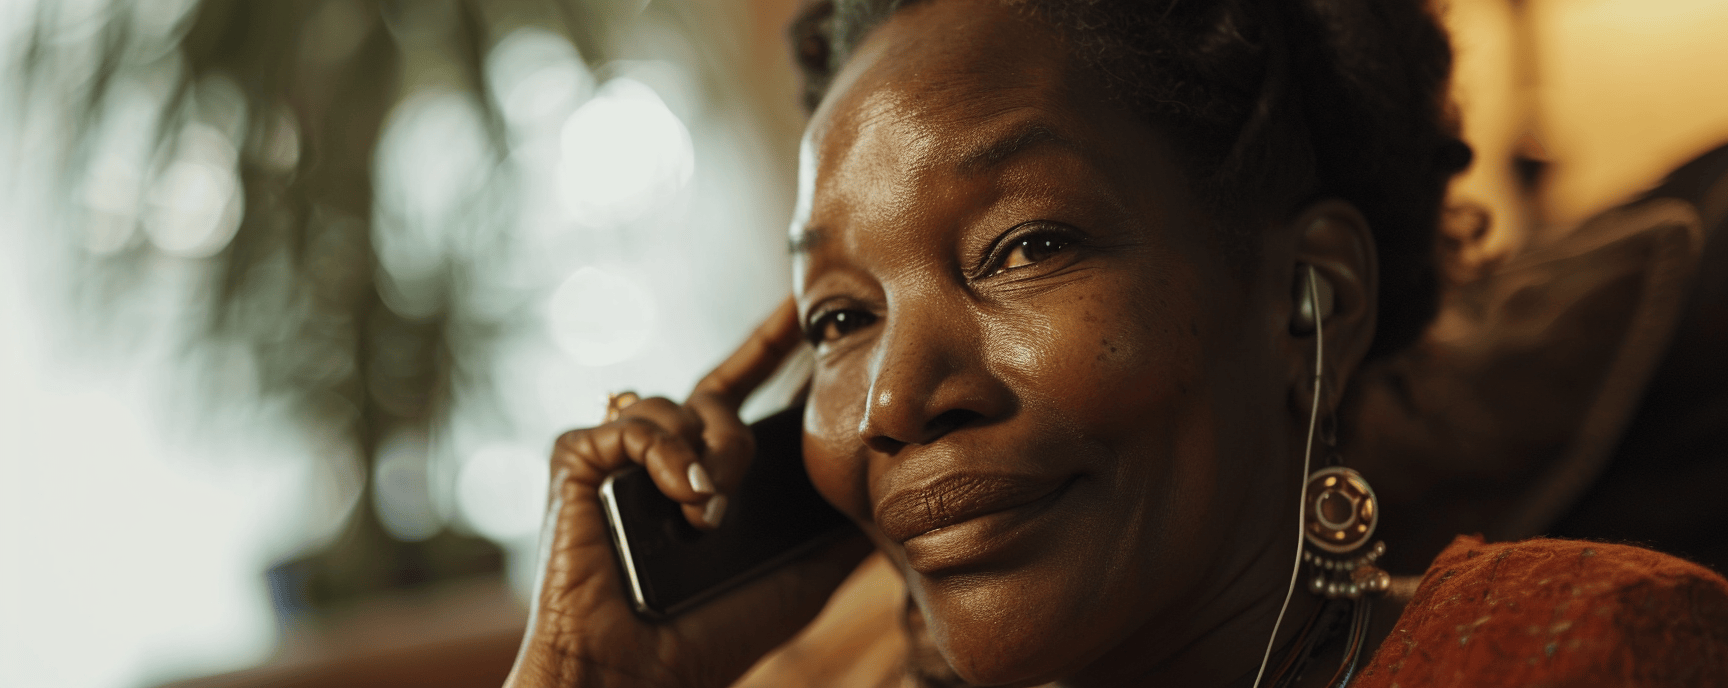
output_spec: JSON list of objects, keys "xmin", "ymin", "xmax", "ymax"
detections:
[{"xmin": 599, "ymin": 405, "xmax": 856, "ymax": 619}]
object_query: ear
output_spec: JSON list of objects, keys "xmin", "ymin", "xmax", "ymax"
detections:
[{"xmin": 1282, "ymin": 199, "xmax": 1378, "ymax": 415}]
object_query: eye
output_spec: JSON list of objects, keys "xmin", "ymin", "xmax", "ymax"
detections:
[
  {"xmin": 994, "ymin": 231, "xmax": 1075, "ymax": 274},
  {"xmin": 806, "ymin": 308, "xmax": 878, "ymax": 345}
]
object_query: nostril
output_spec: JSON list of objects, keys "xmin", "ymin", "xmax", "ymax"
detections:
[
  {"xmin": 863, "ymin": 408, "xmax": 984, "ymax": 454},
  {"xmin": 865, "ymin": 434, "xmax": 908, "ymax": 455},
  {"xmin": 925, "ymin": 408, "xmax": 982, "ymax": 441}
]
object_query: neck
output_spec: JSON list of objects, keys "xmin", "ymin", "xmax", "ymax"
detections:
[
  {"xmin": 1054, "ymin": 564, "xmax": 1417, "ymax": 688},
  {"xmin": 1053, "ymin": 534, "xmax": 1323, "ymax": 688}
]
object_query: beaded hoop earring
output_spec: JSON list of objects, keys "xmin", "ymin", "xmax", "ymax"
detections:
[
  {"xmin": 1302, "ymin": 465, "xmax": 1390, "ymax": 599},
  {"xmin": 1253, "ymin": 266, "xmax": 1392, "ymax": 688}
]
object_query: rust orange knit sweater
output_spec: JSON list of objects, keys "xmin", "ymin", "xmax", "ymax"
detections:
[{"xmin": 1356, "ymin": 536, "xmax": 1728, "ymax": 687}]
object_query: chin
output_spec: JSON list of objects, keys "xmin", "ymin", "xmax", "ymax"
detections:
[
  {"xmin": 920, "ymin": 584, "xmax": 1111, "ymax": 686},
  {"xmin": 906, "ymin": 523, "xmax": 1149, "ymax": 687}
]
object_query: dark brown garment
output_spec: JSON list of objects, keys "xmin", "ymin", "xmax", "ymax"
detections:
[
  {"xmin": 1357, "ymin": 536, "xmax": 1728, "ymax": 688},
  {"xmin": 1342, "ymin": 194, "xmax": 1707, "ymax": 572},
  {"xmin": 1344, "ymin": 143, "xmax": 1728, "ymax": 573}
]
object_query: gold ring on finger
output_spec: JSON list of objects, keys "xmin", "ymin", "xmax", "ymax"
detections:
[{"xmin": 604, "ymin": 391, "xmax": 642, "ymax": 423}]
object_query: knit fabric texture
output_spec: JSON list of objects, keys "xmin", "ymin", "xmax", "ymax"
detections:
[{"xmin": 1356, "ymin": 535, "xmax": 1728, "ymax": 687}]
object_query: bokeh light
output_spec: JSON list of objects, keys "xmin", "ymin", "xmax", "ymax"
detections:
[
  {"xmin": 372, "ymin": 429, "xmax": 441, "ymax": 543},
  {"xmin": 488, "ymin": 27, "xmax": 593, "ymax": 133},
  {"xmin": 547, "ymin": 265, "xmax": 658, "ymax": 367},
  {"xmin": 141, "ymin": 124, "xmax": 243, "ymax": 258},
  {"xmin": 373, "ymin": 90, "xmax": 493, "ymax": 309},
  {"xmin": 456, "ymin": 442, "xmax": 549, "ymax": 542},
  {"xmin": 79, "ymin": 78, "xmax": 162, "ymax": 255},
  {"xmin": 557, "ymin": 77, "xmax": 694, "ymax": 227}
]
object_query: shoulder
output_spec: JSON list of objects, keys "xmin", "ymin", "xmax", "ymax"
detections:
[{"xmin": 1356, "ymin": 535, "xmax": 1728, "ymax": 688}]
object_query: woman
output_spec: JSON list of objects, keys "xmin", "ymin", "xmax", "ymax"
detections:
[{"xmin": 503, "ymin": 1, "xmax": 1728, "ymax": 686}]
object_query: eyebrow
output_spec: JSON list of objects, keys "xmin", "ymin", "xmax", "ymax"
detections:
[{"xmin": 955, "ymin": 122, "xmax": 1072, "ymax": 177}]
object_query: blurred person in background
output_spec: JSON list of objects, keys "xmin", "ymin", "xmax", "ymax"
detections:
[{"xmin": 503, "ymin": 1, "xmax": 1728, "ymax": 687}]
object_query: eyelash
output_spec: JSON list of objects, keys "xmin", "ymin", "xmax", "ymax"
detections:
[
  {"xmin": 805, "ymin": 307, "xmax": 878, "ymax": 346},
  {"xmin": 984, "ymin": 224, "xmax": 1081, "ymax": 276},
  {"xmin": 802, "ymin": 225, "xmax": 1080, "ymax": 346}
]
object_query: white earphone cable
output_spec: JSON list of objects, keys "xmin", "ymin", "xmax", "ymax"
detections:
[{"xmin": 1249, "ymin": 265, "xmax": 1325, "ymax": 688}]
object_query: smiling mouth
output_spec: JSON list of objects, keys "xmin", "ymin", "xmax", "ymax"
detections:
[{"xmin": 875, "ymin": 472, "xmax": 1078, "ymax": 572}]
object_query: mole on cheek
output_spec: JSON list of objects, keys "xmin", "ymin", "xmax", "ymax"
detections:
[{"xmin": 1097, "ymin": 337, "xmax": 1118, "ymax": 362}]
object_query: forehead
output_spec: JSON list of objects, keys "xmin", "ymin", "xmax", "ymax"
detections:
[
  {"xmin": 811, "ymin": 1, "xmax": 1079, "ymax": 161},
  {"xmin": 791, "ymin": 0, "xmax": 1097, "ymax": 245}
]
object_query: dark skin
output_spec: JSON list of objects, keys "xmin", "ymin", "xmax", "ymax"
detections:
[{"xmin": 506, "ymin": 1, "xmax": 1403, "ymax": 686}]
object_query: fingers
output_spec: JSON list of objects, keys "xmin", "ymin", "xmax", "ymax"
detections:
[
  {"xmin": 553, "ymin": 405, "xmax": 724, "ymax": 529},
  {"xmin": 615, "ymin": 396, "xmax": 706, "ymax": 464},
  {"xmin": 682, "ymin": 297, "xmax": 802, "ymax": 510},
  {"xmin": 692, "ymin": 297, "xmax": 804, "ymax": 410},
  {"xmin": 518, "ymin": 299, "xmax": 829, "ymax": 688},
  {"xmin": 554, "ymin": 298, "xmax": 804, "ymax": 531},
  {"xmin": 685, "ymin": 392, "xmax": 756, "ymax": 493},
  {"xmin": 614, "ymin": 396, "xmax": 729, "ymax": 530}
]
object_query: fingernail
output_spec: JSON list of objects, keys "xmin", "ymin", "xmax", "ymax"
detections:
[
  {"xmin": 687, "ymin": 463, "xmax": 715, "ymax": 495},
  {"xmin": 702, "ymin": 494, "xmax": 728, "ymax": 528}
]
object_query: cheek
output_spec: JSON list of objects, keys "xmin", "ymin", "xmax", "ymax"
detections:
[
  {"xmin": 801, "ymin": 357, "xmax": 872, "ymax": 523},
  {"xmin": 983, "ymin": 269, "xmax": 1224, "ymax": 576},
  {"xmin": 989, "ymin": 277, "xmax": 1198, "ymax": 435}
]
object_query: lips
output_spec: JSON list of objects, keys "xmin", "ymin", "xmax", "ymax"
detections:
[{"xmin": 874, "ymin": 471, "xmax": 1073, "ymax": 544}]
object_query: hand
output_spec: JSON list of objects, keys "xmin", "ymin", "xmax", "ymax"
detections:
[{"xmin": 503, "ymin": 298, "xmax": 873, "ymax": 688}]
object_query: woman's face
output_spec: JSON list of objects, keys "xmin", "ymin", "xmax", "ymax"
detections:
[{"xmin": 792, "ymin": 1, "xmax": 1311, "ymax": 684}]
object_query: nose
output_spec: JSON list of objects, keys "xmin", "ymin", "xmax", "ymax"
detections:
[{"xmin": 858, "ymin": 307, "xmax": 1014, "ymax": 453}]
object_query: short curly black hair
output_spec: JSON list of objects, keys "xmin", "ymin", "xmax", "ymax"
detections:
[{"xmin": 788, "ymin": 0, "xmax": 1472, "ymax": 359}]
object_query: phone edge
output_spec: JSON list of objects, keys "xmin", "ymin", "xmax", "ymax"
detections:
[
  {"xmin": 655, "ymin": 524, "xmax": 850, "ymax": 618},
  {"xmin": 598, "ymin": 469, "xmax": 666, "ymax": 620}
]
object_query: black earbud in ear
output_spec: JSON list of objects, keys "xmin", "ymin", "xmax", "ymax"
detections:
[{"xmin": 1290, "ymin": 265, "xmax": 1335, "ymax": 336}]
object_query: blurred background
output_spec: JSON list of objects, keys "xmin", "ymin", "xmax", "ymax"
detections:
[{"xmin": 0, "ymin": 0, "xmax": 1724, "ymax": 687}]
